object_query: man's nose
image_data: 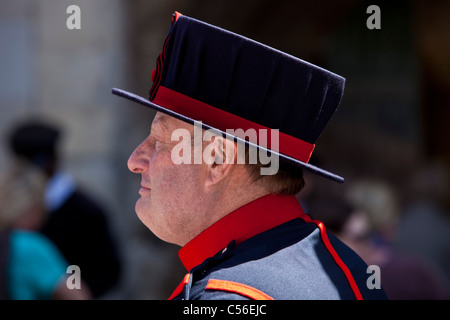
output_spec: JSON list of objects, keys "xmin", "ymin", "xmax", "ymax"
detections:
[{"xmin": 127, "ymin": 142, "xmax": 149, "ymax": 174}]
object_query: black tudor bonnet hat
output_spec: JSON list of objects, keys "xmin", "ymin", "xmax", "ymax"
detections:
[{"xmin": 112, "ymin": 12, "xmax": 346, "ymax": 183}]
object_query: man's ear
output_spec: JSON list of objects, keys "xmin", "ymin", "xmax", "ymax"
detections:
[{"xmin": 203, "ymin": 134, "xmax": 237, "ymax": 189}]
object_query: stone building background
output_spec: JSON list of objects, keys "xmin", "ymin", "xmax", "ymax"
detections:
[{"xmin": 1, "ymin": 0, "xmax": 449, "ymax": 298}]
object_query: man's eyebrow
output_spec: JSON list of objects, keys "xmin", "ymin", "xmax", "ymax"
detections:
[
  {"xmin": 151, "ymin": 114, "xmax": 168, "ymax": 126},
  {"xmin": 150, "ymin": 115, "xmax": 171, "ymax": 136}
]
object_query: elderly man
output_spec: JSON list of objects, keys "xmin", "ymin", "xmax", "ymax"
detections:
[{"xmin": 113, "ymin": 12, "xmax": 387, "ymax": 300}]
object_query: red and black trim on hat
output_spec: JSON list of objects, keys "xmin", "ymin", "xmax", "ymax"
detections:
[
  {"xmin": 152, "ymin": 85, "xmax": 315, "ymax": 163},
  {"xmin": 149, "ymin": 11, "xmax": 183, "ymax": 101},
  {"xmin": 112, "ymin": 87, "xmax": 344, "ymax": 183}
]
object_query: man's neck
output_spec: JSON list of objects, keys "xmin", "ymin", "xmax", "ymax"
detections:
[
  {"xmin": 179, "ymin": 179, "xmax": 270, "ymax": 247},
  {"xmin": 211, "ymin": 188, "xmax": 270, "ymax": 224}
]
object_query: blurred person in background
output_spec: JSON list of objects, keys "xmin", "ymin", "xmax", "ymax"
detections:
[
  {"xmin": 310, "ymin": 180, "xmax": 449, "ymax": 299},
  {"xmin": 346, "ymin": 178, "xmax": 449, "ymax": 299},
  {"xmin": 7, "ymin": 119, "xmax": 121, "ymax": 298},
  {"xmin": 395, "ymin": 161, "xmax": 450, "ymax": 292},
  {"xmin": 0, "ymin": 162, "xmax": 91, "ymax": 299}
]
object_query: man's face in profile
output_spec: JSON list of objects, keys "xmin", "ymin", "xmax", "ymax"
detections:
[{"xmin": 127, "ymin": 112, "xmax": 207, "ymax": 245}]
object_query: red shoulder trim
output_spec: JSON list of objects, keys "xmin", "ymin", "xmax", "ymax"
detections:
[
  {"xmin": 206, "ymin": 279, "xmax": 274, "ymax": 300},
  {"xmin": 299, "ymin": 215, "xmax": 364, "ymax": 300},
  {"xmin": 168, "ymin": 273, "xmax": 191, "ymax": 300}
]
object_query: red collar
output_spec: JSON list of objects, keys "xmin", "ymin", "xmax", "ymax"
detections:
[{"xmin": 178, "ymin": 194, "xmax": 306, "ymax": 271}]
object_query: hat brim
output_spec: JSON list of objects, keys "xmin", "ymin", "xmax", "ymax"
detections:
[{"xmin": 112, "ymin": 88, "xmax": 344, "ymax": 183}]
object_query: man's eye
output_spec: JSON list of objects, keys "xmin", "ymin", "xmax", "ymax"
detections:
[{"xmin": 154, "ymin": 140, "xmax": 165, "ymax": 150}]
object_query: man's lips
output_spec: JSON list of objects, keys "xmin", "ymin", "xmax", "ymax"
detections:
[{"xmin": 139, "ymin": 186, "xmax": 151, "ymax": 195}]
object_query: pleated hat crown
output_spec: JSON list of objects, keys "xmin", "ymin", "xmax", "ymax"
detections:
[{"xmin": 150, "ymin": 12, "xmax": 345, "ymax": 146}]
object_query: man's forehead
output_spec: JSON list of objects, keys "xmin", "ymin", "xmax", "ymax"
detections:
[{"xmin": 151, "ymin": 112, "xmax": 192, "ymax": 132}]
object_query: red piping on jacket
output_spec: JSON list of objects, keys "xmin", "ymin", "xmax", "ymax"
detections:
[{"xmin": 299, "ymin": 214, "xmax": 364, "ymax": 300}]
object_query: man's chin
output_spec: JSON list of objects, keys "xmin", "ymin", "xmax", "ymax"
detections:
[
  {"xmin": 134, "ymin": 200, "xmax": 180, "ymax": 245},
  {"xmin": 135, "ymin": 196, "xmax": 150, "ymax": 219}
]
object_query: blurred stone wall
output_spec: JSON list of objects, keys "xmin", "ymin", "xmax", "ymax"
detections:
[{"xmin": 0, "ymin": 0, "xmax": 133, "ymax": 298}]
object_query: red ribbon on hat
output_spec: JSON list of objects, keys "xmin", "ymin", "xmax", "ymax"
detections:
[{"xmin": 152, "ymin": 86, "xmax": 315, "ymax": 163}]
